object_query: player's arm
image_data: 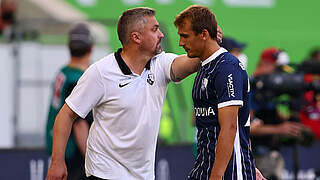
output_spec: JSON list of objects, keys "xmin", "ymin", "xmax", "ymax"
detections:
[
  {"xmin": 170, "ymin": 55, "xmax": 201, "ymax": 82},
  {"xmin": 209, "ymin": 105, "xmax": 239, "ymax": 180},
  {"xmin": 67, "ymin": 81, "xmax": 89, "ymax": 157},
  {"xmin": 46, "ymin": 104, "xmax": 79, "ymax": 180},
  {"xmin": 250, "ymin": 109, "xmax": 302, "ymax": 137},
  {"xmin": 72, "ymin": 118, "xmax": 89, "ymax": 156}
]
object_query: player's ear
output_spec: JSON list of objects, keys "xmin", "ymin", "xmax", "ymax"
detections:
[
  {"xmin": 201, "ymin": 29, "xmax": 209, "ymax": 40},
  {"xmin": 131, "ymin": 31, "xmax": 142, "ymax": 44}
]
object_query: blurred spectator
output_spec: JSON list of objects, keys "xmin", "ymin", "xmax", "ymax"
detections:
[
  {"xmin": 0, "ymin": 0, "xmax": 16, "ymax": 35},
  {"xmin": 299, "ymin": 46, "xmax": 320, "ymax": 139},
  {"xmin": 46, "ymin": 23, "xmax": 93, "ymax": 180},
  {"xmin": 220, "ymin": 36, "xmax": 248, "ymax": 68},
  {"xmin": 308, "ymin": 47, "xmax": 320, "ymax": 61},
  {"xmin": 250, "ymin": 47, "xmax": 303, "ymax": 180},
  {"xmin": 299, "ymin": 47, "xmax": 320, "ymax": 74}
]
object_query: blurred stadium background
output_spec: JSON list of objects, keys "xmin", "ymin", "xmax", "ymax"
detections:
[{"xmin": 0, "ymin": 0, "xmax": 320, "ymax": 179}]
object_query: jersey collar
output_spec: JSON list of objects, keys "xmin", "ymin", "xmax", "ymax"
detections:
[
  {"xmin": 114, "ymin": 48, "xmax": 151, "ymax": 75},
  {"xmin": 201, "ymin": 47, "xmax": 228, "ymax": 66}
]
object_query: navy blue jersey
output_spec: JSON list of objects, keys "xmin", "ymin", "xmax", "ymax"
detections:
[{"xmin": 189, "ymin": 48, "xmax": 256, "ymax": 180}]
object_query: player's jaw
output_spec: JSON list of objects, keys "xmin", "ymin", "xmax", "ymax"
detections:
[
  {"xmin": 153, "ymin": 39, "xmax": 162, "ymax": 55},
  {"xmin": 183, "ymin": 46, "xmax": 196, "ymax": 58}
]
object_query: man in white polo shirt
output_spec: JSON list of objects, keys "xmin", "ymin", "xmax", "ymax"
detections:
[{"xmin": 46, "ymin": 7, "xmax": 222, "ymax": 180}]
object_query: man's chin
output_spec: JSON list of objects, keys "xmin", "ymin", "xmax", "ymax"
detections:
[
  {"xmin": 153, "ymin": 47, "xmax": 163, "ymax": 55},
  {"xmin": 187, "ymin": 53, "xmax": 197, "ymax": 58}
]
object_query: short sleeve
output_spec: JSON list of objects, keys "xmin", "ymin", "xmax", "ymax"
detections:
[
  {"xmin": 65, "ymin": 64, "xmax": 104, "ymax": 118},
  {"xmin": 215, "ymin": 63, "xmax": 243, "ymax": 109},
  {"xmin": 157, "ymin": 52, "xmax": 178, "ymax": 82}
]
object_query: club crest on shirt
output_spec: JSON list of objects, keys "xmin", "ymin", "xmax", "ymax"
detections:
[
  {"xmin": 201, "ymin": 78, "xmax": 208, "ymax": 90},
  {"xmin": 147, "ymin": 73, "xmax": 155, "ymax": 85}
]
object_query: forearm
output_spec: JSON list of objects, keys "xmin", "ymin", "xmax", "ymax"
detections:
[
  {"xmin": 73, "ymin": 119, "xmax": 89, "ymax": 156},
  {"xmin": 250, "ymin": 124, "xmax": 280, "ymax": 136},
  {"xmin": 210, "ymin": 127, "xmax": 236, "ymax": 179},
  {"xmin": 171, "ymin": 55, "xmax": 201, "ymax": 82},
  {"xmin": 211, "ymin": 105, "xmax": 239, "ymax": 179},
  {"xmin": 51, "ymin": 104, "xmax": 78, "ymax": 162}
]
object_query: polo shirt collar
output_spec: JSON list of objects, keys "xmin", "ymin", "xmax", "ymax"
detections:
[
  {"xmin": 201, "ymin": 47, "xmax": 228, "ymax": 66},
  {"xmin": 114, "ymin": 48, "xmax": 151, "ymax": 75}
]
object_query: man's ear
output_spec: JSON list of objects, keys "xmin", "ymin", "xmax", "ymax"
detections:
[
  {"xmin": 131, "ymin": 31, "xmax": 142, "ymax": 44},
  {"xmin": 201, "ymin": 29, "xmax": 210, "ymax": 40}
]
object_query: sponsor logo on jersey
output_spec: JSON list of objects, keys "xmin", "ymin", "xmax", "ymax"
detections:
[
  {"xmin": 227, "ymin": 74, "xmax": 235, "ymax": 97},
  {"xmin": 194, "ymin": 107, "xmax": 215, "ymax": 117},
  {"xmin": 201, "ymin": 78, "xmax": 208, "ymax": 90},
  {"xmin": 147, "ymin": 73, "xmax": 155, "ymax": 85}
]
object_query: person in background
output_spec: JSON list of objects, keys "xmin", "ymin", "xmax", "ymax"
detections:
[
  {"xmin": 220, "ymin": 37, "xmax": 248, "ymax": 69},
  {"xmin": 46, "ymin": 23, "xmax": 93, "ymax": 180},
  {"xmin": 250, "ymin": 47, "xmax": 303, "ymax": 180},
  {"xmin": 308, "ymin": 47, "xmax": 320, "ymax": 62},
  {"xmin": 299, "ymin": 46, "xmax": 320, "ymax": 139},
  {"xmin": 0, "ymin": 0, "xmax": 16, "ymax": 35}
]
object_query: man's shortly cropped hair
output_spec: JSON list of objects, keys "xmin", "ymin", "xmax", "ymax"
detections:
[
  {"xmin": 117, "ymin": 7, "xmax": 155, "ymax": 45},
  {"xmin": 174, "ymin": 5, "xmax": 217, "ymax": 39},
  {"xmin": 68, "ymin": 23, "xmax": 93, "ymax": 57}
]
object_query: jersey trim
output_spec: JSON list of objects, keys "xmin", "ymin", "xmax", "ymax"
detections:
[
  {"xmin": 234, "ymin": 118, "xmax": 243, "ymax": 180},
  {"xmin": 65, "ymin": 99, "xmax": 86, "ymax": 119},
  {"xmin": 202, "ymin": 48, "xmax": 228, "ymax": 66},
  {"xmin": 115, "ymin": 48, "xmax": 151, "ymax": 75},
  {"xmin": 218, "ymin": 100, "xmax": 243, "ymax": 108}
]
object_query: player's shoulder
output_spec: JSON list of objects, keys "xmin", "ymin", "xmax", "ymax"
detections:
[
  {"xmin": 150, "ymin": 51, "xmax": 178, "ymax": 71},
  {"xmin": 92, "ymin": 52, "xmax": 117, "ymax": 72},
  {"xmin": 220, "ymin": 52, "xmax": 238, "ymax": 63},
  {"xmin": 152, "ymin": 51, "xmax": 178, "ymax": 61},
  {"xmin": 59, "ymin": 66, "xmax": 81, "ymax": 81},
  {"xmin": 218, "ymin": 52, "xmax": 245, "ymax": 71},
  {"xmin": 95, "ymin": 52, "xmax": 116, "ymax": 65}
]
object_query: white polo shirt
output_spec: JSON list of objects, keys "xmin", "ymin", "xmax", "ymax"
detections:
[{"xmin": 65, "ymin": 48, "xmax": 177, "ymax": 180}]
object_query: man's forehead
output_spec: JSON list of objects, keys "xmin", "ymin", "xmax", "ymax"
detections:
[
  {"xmin": 145, "ymin": 16, "xmax": 159, "ymax": 26},
  {"xmin": 178, "ymin": 20, "xmax": 192, "ymax": 33}
]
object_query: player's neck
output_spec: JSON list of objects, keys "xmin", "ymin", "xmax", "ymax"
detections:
[
  {"xmin": 200, "ymin": 40, "xmax": 220, "ymax": 62},
  {"xmin": 69, "ymin": 55, "xmax": 90, "ymax": 71},
  {"xmin": 121, "ymin": 46, "xmax": 151, "ymax": 75}
]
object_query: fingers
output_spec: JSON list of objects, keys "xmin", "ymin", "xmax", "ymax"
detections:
[
  {"xmin": 217, "ymin": 25, "xmax": 223, "ymax": 44},
  {"xmin": 46, "ymin": 162, "xmax": 68, "ymax": 180},
  {"xmin": 283, "ymin": 122, "xmax": 303, "ymax": 137},
  {"xmin": 63, "ymin": 174, "xmax": 67, "ymax": 180},
  {"xmin": 255, "ymin": 168, "xmax": 267, "ymax": 180},
  {"xmin": 251, "ymin": 119, "xmax": 263, "ymax": 130}
]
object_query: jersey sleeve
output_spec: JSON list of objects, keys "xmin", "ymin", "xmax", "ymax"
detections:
[
  {"xmin": 159, "ymin": 52, "xmax": 178, "ymax": 82},
  {"xmin": 215, "ymin": 62, "xmax": 244, "ymax": 109},
  {"xmin": 66, "ymin": 64, "xmax": 104, "ymax": 118}
]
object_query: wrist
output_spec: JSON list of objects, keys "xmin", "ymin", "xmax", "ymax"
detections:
[
  {"xmin": 276, "ymin": 124, "xmax": 283, "ymax": 134},
  {"xmin": 209, "ymin": 174, "xmax": 223, "ymax": 180},
  {"xmin": 51, "ymin": 155, "xmax": 65, "ymax": 163}
]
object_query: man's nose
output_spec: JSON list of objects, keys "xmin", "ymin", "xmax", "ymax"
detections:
[
  {"xmin": 159, "ymin": 30, "xmax": 164, "ymax": 39},
  {"xmin": 179, "ymin": 38, "xmax": 184, "ymax": 46}
]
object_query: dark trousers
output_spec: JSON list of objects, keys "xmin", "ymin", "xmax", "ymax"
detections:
[
  {"xmin": 65, "ymin": 154, "xmax": 86, "ymax": 180},
  {"xmin": 88, "ymin": 175, "xmax": 107, "ymax": 180}
]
